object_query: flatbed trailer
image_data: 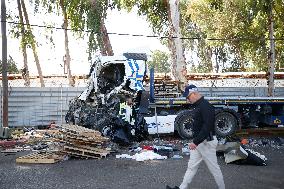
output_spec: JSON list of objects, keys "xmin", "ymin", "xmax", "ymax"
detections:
[
  {"xmin": 152, "ymin": 96, "xmax": 284, "ymax": 106},
  {"xmin": 145, "ymin": 69, "xmax": 284, "ymax": 139}
]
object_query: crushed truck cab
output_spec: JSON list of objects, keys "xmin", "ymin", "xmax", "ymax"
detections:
[{"xmin": 65, "ymin": 53, "xmax": 149, "ymax": 144}]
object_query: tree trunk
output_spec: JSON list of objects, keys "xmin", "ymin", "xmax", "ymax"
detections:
[
  {"xmin": 167, "ymin": 0, "xmax": 187, "ymax": 91},
  {"xmin": 100, "ymin": 20, "xmax": 113, "ymax": 56},
  {"xmin": 214, "ymin": 48, "xmax": 219, "ymax": 73},
  {"xmin": 21, "ymin": 0, "xmax": 45, "ymax": 87},
  {"xmin": 90, "ymin": 0, "xmax": 113, "ymax": 56},
  {"xmin": 60, "ymin": 0, "xmax": 75, "ymax": 87},
  {"xmin": 17, "ymin": 0, "xmax": 30, "ymax": 87},
  {"xmin": 268, "ymin": 3, "xmax": 275, "ymax": 97}
]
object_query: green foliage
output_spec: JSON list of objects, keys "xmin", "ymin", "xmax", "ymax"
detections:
[
  {"xmin": 11, "ymin": 0, "xmax": 283, "ymax": 74},
  {"xmin": 147, "ymin": 50, "xmax": 170, "ymax": 73},
  {"xmin": 31, "ymin": 0, "xmax": 109, "ymax": 56},
  {"xmin": 186, "ymin": 0, "xmax": 284, "ymax": 72},
  {"xmin": 0, "ymin": 56, "xmax": 20, "ymax": 74},
  {"xmin": 65, "ymin": 0, "xmax": 109, "ymax": 55},
  {"xmin": 9, "ymin": 0, "xmax": 43, "ymax": 51}
]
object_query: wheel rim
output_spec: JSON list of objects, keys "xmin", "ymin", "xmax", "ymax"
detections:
[
  {"xmin": 182, "ymin": 118, "xmax": 193, "ymax": 136},
  {"xmin": 101, "ymin": 126, "xmax": 111, "ymax": 136},
  {"xmin": 216, "ymin": 116, "xmax": 234, "ymax": 134}
]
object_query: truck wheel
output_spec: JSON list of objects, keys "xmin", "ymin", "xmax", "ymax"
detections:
[
  {"xmin": 215, "ymin": 110, "xmax": 238, "ymax": 137},
  {"xmin": 96, "ymin": 118, "xmax": 112, "ymax": 137},
  {"xmin": 175, "ymin": 110, "xmax": 195, "ymax": 139}
]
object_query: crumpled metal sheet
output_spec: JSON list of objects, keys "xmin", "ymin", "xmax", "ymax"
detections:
[{"xmin": 218, "ymin": 142, "xmax": 267, "ymax": 165}]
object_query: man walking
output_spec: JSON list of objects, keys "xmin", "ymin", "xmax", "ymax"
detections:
[{"xmin": 167, "ymin": 85, "xmax": 225, "ymax": 189}]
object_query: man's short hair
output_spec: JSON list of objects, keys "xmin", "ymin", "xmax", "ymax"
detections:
[{"xmin": 183, "ymin": 84, "xmax": 198, "ymax": 97}]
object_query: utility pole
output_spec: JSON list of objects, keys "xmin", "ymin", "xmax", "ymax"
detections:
[
  {"xmin": 268, "ymin": 2, "xmax": 275, "ymax": 97},
  {"xmin": 1, "ymin": 0, "xmax": 8, "ymax": 128}
]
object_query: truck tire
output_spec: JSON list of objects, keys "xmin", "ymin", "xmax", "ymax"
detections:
[
  {"xmin": 96, "ymin": 117, "xmax": 113, "ymax": 137},
  {"xmin": 175, "ymin": 110, "xmax": 195, "ymax": 139},
  {"xmin": 215, "ymin": 109, "xmax": 239, "ymax": 137}
]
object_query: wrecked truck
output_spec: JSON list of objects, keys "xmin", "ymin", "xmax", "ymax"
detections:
[
  {"xmin": 65, "ymin": 53, "xmax": 284, "ymax": 142},
  {"xmin": 65, "ymin": 53, "xmax": 149, "ymax": 144}
]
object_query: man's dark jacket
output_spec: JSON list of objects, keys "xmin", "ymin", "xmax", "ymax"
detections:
[{"xmin": 192, "ymin": 96, "xmax": 215, "ymax": 145}]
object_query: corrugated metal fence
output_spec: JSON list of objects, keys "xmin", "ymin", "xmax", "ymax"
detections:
[
  {"xmin": 0, "ymin": 87, "xmax": 84, "ymax": 127},
  {"xmin": 0, "ymin": 87, "xmax": 283, "ymax": 127}
]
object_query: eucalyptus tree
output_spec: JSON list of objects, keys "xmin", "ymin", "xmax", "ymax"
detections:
[
  {"xmin": 187, "ymin": 0, "xmax": 284, "ymax": 72},
  {"xmin": 60, "ymin": 0, "xmax": 75, "ymax": 86},
  {"xmin": 16, "ymin": 0, "xmax": 30, "ymax": 86},
  {"xmin": 147, "ymin": 50, "xmax": 170, "ymax": 73},
  {"xmin": 114, "ymin": 0, "xmax": 188, "ymax": 90},
  {"xmin": 64, "ymin": 0, "xmax": 113, "ymax": 57},
  {"xmin": 0, "ymin": 56, "xmax": 20, "ymax": 74},
  {"xmin": 33, "ymin": 0, "xmax": 75, "ymax": 86},
  {"xmin": 21, "ymin": 0, "xmax": 45, "ymax": 87},
  {"xmin": 10, "ymin": 0, "xmax": 44, "ymax": 86},
  {"xmin": 33, "ymin": 0, "xmax": 114, "ymax": 86}
]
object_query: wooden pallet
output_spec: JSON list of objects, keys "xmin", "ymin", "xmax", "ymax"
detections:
[
  {"xmin": 64, "ymin": 145, "xmax": 109, "ymax": 159},
  {"xmin": 60, "ymin": 125, "xmax": 109, "ymax": 141},
  {"xmin": 63, "ymin": 131, "xmax": 108, "ymax": 140},
  {"xmin": 60, "ymin": 124, "xmax": 101, "ymax": 135},
  {"xmin": 64, "ymin": 135, "xmax": 108, "ymax": 144},
  {"xmin": 16, "ymin": 152, "xmax": 64, "ymax": 164}
]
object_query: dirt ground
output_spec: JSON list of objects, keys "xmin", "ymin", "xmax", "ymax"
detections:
[{"xmin": 0, "ymin": 139, "xmax": 283, "ymax": 189}]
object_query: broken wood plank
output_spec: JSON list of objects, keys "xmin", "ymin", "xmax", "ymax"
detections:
[
  {"xmin": 60, "ymin": 124, "xmax": 101, "ymax": 135},
  {"xmin": 16, "ymin": 152, "xmax": 63, "ymax": 164}
]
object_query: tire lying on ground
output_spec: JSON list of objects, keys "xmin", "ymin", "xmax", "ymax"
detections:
[
  {"xmin": 174, "ymin": 110, "xmax": 195, "ymax": 139},
  {"xmin": 215, "ymin": 109, "xmax": 239, "ymax": 137},
  {"xmin": 95, "ymin": 117, "xmax": 113, "ymax": 137}
]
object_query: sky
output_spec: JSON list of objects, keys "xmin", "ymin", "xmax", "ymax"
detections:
[{"xmin": 2, "ymin": 2, "xmax": 168, "ymax": 75}]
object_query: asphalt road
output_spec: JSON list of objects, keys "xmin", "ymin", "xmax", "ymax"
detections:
[{"xmin": 0, "ymin": 144, "xmax": 283, "ymax": 189}]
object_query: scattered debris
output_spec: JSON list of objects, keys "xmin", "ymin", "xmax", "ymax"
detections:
[
  {"xmin": 1, "ymin": 146, "xmax": 31, "ymax": 154},
  {"xmin": 217, "ymin": 141, "xmax": 267, "ymax": 166},
  {"xmin": 116, "ymin": 150, "xmax": 167, "ymax": 162},
  {"xmin": 33, "ymin": 143, "xmax": 49, "ymax": 150},
  {"xmin": 153, "ymin": 145, "xmax": 176, "ymax": 157},
  {"xmin": 181, "ymin": 146, "xmax": 190, "ymax": 156},
  {"xmin": 171, "ymin": 154, "xmax": 183, "ymax": 159},
  {"xmin": 0, "ymin": 127, "xmax": 12, "ymax": 139},
  {"xmin": 116, "ymin": 154, "xmax": 133, "ymax": 159},
  {"xmin": 245, "ymin": 137, "xmax": 284, "ymax": 148},
  {"xmin": 2, "ymin": 124, "xmax": 281, "ymax": 167},
  {"xmin": 0, "ymin": 139, "xmax": 27, "ymax": 148}
]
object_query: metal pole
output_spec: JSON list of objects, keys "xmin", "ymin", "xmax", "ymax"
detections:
[
  {"xmin": 155, "ymin": 106, "xmax": 160, "ymax": 144},
  {"xmin": 1, "ymin": 0, "xmax": 8, "ymax": 128},
  {"xmin": 60, "ymin": 83, "xmax": 63, "ymax": 125},
  {"xmin": 268, "ymin": 2, "xmax": 275, "ymax": 97},
  {"xmin": 149, "ymin": 68, "xmax": 155, "ymax": 103}
]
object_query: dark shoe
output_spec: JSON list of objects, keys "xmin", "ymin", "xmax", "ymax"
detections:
[{"xmin": 166, "ymin": 185, "xmax": 180, "ymax": 189}]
